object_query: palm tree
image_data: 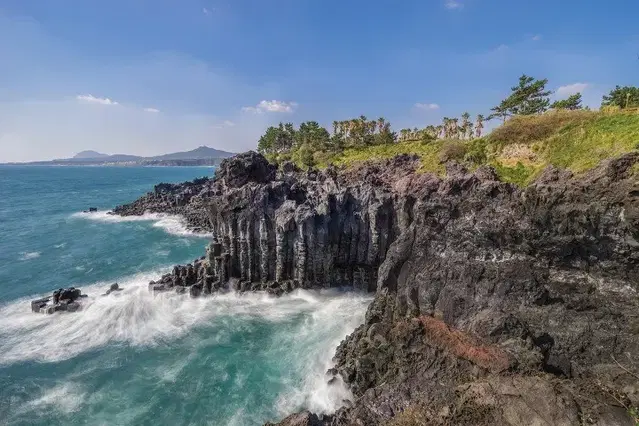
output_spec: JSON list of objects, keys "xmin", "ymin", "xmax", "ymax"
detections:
[
  {"xmin": 461, "ymin": 112, "xmax": 471, "ymax": 140},
  {"xmin": 442, "ymin": 118, "xmax": 451, "ymax": 138},
  {"xmin": 451, "ymin": 118, "xmax": 459, "ymax": 139},
  {"xmin": 475, "ymin": 115, "xmax": 485, "ymax": 138},
  {"xmin": 377, "ymin": 117, "xmax": 386, "ymax": 133}
]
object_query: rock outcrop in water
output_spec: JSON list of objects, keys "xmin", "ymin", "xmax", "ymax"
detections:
[
  {"xmin": 112, "ymin": 176, "xmax": 214, "ymax": 233},
  {"xmin": 116, "ymin": 151, "xmax": 639, "ymax": 425}
]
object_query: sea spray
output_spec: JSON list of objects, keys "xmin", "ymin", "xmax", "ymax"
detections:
[
  {"xmin": 0, "ymin": 270, "xmax": 372, "ymax": 425},
  {"xmin": 0, "ymin": 166, "xmax": 372, "ymax": 425},
  {"xmin": 71, "ymin": 210, "xmax": 213, "ymax": 238}
]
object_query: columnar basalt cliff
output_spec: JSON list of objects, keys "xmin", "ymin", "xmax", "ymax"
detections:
[{"xmin": 115, "ymin": 151, "xmax": 639, "ymax": 426}]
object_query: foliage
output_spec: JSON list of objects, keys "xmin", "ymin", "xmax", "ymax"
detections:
[
  {"xmin": 464, "ymin": 138, "xmax": 489, "ymax": 165},
  {"xmin": 601, "ymin": 85, "xmax": 639, "ymax": 109},
  {"xmin": 551, "ymin": 93, "xmax": 583, "ymax": 110},
  {"xmin": 439, "ymin": 140, "xmax": 467, "ymax": 163},
  {"xmin": 257, "ymin": 123, "xmax": 296, "ymax": 155},
  {"xmin": 489, "ymin": 74, "xmax": 551, "ymax": 121},
  {"xmin": 488, "ymin": 109, "xmax": 598, "ymax": 147},
  {"xmin": 327, "ymin": 109, "xmax": 639, "ymax": 186},
  {"xmin": 254, "ymin": 74, "xmax": 639, "ymax": 183}
]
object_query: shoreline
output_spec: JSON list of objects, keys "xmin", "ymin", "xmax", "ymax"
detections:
[{"xmin": 112, "ymin": 151, "xmax": 639, "ymax": 425}]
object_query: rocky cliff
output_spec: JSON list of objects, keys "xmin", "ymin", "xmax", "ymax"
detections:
[{"xmin": 115, "ymin": 151, "xmax": 639, "ymax": 425}]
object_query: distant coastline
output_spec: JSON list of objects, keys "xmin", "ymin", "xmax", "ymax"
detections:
[
  {"xmin": 1, "ymin": 158, "xmax": 224, "ymax": 167},
  {"xmin": 2, "ymin": 145, "xmax": 235, "ymax": 167}
]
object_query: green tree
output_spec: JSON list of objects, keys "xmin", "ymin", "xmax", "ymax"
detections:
[
  {"xmin": 601, "ymin": 85, "xmax": 639, "ymax": 109},
  {"xmin": 296, "ymin": 121, "xmax": 330, "ymax": 150},
  {"xmin": 257, "ymin": 123, "xmax": 296, "ymax": 155},
  {"xmin": 551, "ymin": 93, "xmax": 583, "ymax": 110},
  {"xmin": 489, "ymin": 74, "xmax": 551, "ymax": 120}
]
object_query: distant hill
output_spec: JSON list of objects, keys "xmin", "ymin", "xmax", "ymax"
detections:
[
  {"xmin": 4, "ymin": 146, "xmax": 236, "ymax": 166},
  {"xmin": 151, "ymin": 146, "xmax": 235, "ymax": 161},
  {"xmin": 73, "ymin": 150, "xmax": 108, "ymax": 159}
]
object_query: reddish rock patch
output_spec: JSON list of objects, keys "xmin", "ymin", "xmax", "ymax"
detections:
[{"xmin": 415, "ymin": 316, "xmax": 512, "ymax": 373}]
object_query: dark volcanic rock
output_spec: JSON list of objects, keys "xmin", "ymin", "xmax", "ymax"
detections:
[
  {"xmin": 111, "ymin": 176, "xmax": 213, "ymax": 233},
  {"xmin": 116, "ymin": 150, "xmax": 639, "ymax": 426}
]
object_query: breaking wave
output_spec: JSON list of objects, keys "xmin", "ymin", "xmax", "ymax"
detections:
[
  {"xmin": 0, "ymin": 269, "xmax": 372, "ymax": 422},
  {"xmin": 71, "ymin": 210, "xmax": 211, "ymax": 237}
]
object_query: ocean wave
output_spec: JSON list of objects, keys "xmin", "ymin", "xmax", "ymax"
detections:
[
  {"xmin": 71, "ymin": 210, "xmax": 211, "ymax": 237},
  {"xmin": 0, "ymin": 269, "xmax": 372, "ymax": 420},
  {"xmin": 19, "ymin": 251, "xmax": 41, "ymax": 260}
]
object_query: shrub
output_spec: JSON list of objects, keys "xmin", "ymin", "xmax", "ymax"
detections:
[
  {"xmin": 488, "ymin": 109, "xmax": 598, "ymax": 147},
  {"xmin": 464, "ymin": 138, "xmax": 489, "ymax": 165},
  {"xmin": 438, "ymin": 140, "xmax": 467, "ymax": 163}
]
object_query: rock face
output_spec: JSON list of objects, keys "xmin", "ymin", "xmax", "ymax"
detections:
[
  {"xmin": 112, "ymin": 176, "xmax": 214, "ymax": 233},
  {"xmin": 116, "ymin": 151, "xmax": 639, "ymax": 426}
]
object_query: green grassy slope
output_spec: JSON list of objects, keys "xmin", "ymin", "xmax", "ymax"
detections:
[{"xmin": 328, "ymin": 110, "xmax": 639, "ymax": 186}]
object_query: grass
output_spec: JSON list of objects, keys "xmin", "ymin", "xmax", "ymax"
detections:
[{"xmin": 326, "ymin": 109, "xmax": 639, "ymax": 186}]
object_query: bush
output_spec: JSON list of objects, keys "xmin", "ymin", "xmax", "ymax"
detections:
[
  {"xmin": 438, "ymin": 140, "xmax": 467, "ymax": 163},
  {"xmin": 464, "ymin": 138, "xmax": 489, "ymax": 165},
  {"xmin": 488, "ymin": 110, "xmax": 598, "ymax": 146}
]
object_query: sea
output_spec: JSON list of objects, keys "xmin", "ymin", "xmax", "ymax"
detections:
[{"xmin": 0, "ymin": 165, "xmax": 371, "ymax": 426}]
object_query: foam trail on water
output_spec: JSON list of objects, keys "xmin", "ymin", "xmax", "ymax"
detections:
[
  {"xmin": 0, "ymin": 269, "xmax": 372, "ymax": 421},
  {"xmin": 20, "ymin": 382, "xmax": 86, "ymax": 415},
  {"xmin": 71, "ymin": 210, "xmax": 212, "ymax": 237},
  {"xmin": 19, "ymin": 251, "xmax": 41, "ymax": 260}
]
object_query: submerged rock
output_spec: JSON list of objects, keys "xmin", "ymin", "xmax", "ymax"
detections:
[{"xmin": 116, "ymin": 151, "xmax": 639, "ymax": 426}]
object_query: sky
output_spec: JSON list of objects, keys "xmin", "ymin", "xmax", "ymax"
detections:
[{"xmin": 1, "ymin": 0, "xmax": 638, "ymax": 162}]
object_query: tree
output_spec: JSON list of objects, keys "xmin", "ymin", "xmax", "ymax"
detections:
[
  {"xmin": 601, "ymin": 85, "xmax": 639, "ymax": 109},
  {"xmin": 474, "ymin": 114, "xmax": 485, "ymax": 138},
  {"xmin": 296, "ymin": 121, "xmax": 330, "ymax": 150},
  {"xmin": 460, "ymin": 112, "xmax": 472, "ymax": 139},
  {"xmin": 257, "ymin": 122, "xmax": 297, "ymax": 156},
  {"xmin": 489, "ymin": 74, "xmax": 552, "ymax": 120},
  {"xmin": 551, "ymin": 93, "xmax": 583, "ymax": 110}
]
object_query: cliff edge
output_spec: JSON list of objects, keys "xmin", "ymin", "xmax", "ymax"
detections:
[{"xmin": 115, "ymin": 151, "xmax": 639, "ymax": 425}]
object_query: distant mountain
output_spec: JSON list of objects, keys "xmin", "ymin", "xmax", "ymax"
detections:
[
  {"xmin": 150, "ymin": 146, "xmax": 235, "ymax": 161},
  {"xmin": 73, "ymin": 150, "xmax": 109, "ymax": 159},
  {"xmin": 4, "ymin": 146, "xmax": 236, "ymax": 167}
]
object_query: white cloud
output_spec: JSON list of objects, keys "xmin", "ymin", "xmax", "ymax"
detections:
[
  {"xmin": 76, "ymin": 94, "xmax": 119, "ymax": 106},
  {"xmin": 532, "ymin": 34, "xmax": 542, "ymax": 41},
  {"xmin": 202, "ymin": 7, "xmax": 211, "ymax": 15},
  {"xmin": 242, "ymin": 100, "xmax": 297, "ymax": 113},
  {"xmin": 143, "ymin": 107, "xmax": 160, "ymax": 113},
  {"xmin": 414, "ymin": 102, "xmax": 440, "ymax": 110},
  {"xmin": 556, "ymin": 83, "xmax": 589, "ymax": 96},
  {"xmin": 445, "ymin": 0, "xmax": 463, "ymax": 9},
  {"xmin": 223, "ymin": 120, "xmax": 235, "ymax": 127}
]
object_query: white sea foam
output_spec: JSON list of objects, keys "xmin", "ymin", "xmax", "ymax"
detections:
[
  {"xmin": 21, "ymin": 382, "xmax": 86, "ymax": 414},
  {"xmin": 71, "ymin": 210, "xmax": 212, "ymax": 237},
  {"xmin": 19, "ymin": 251, "xmax": 41, "ymax": 260},
  {"xmin": 54, "ymin": 243, "xmax": 66, "ymax": 248},
  {"xmin": 0, "ymin": 269, "xmax": 372, "ymax": 419}
]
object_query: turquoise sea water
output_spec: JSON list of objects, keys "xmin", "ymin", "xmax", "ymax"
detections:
[{"xmin": 0, "ymin": 166, "xmax": 371, "ymax": 426}]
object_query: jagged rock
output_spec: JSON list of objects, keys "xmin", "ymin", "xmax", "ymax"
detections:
[
  {"xmin": 264, "ymin": 412, "xmax": 330, "ymax": 426},
  {"xmin": 114, "ymin": 151, "xmax": 639, "ymax": 426}
]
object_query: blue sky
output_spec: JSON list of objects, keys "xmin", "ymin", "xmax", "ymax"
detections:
[{"xmin": 1, "ymin": 0, "xmax": 638, "ymax": 161}]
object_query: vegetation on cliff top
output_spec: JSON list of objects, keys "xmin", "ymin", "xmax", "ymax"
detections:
[{"xmin": 257, "ymin": 77, "xmax": 639, "ymax": 186}]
